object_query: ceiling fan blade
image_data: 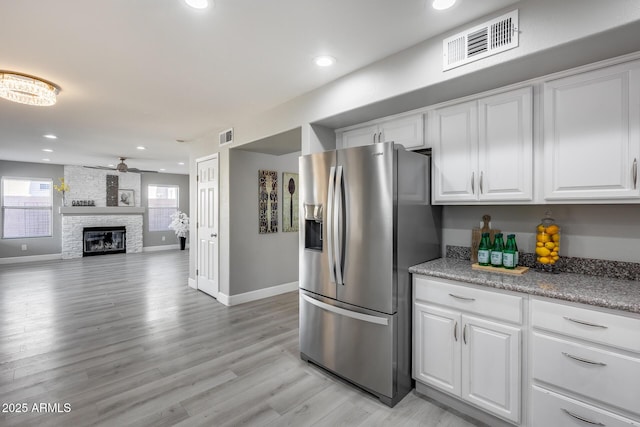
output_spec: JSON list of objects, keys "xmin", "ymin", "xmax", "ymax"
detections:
[
  {"xmin": 84, "ymin": 165, "xmax": 116, "ymax": 171},
  {"xmin": 127, "ymin": 168, "xmax": 158, "ymax": 173}
]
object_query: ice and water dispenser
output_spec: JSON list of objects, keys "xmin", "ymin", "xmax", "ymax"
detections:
[{"xmin": 304, "ymin": 204, "xmax": 323, "ymax": 251}]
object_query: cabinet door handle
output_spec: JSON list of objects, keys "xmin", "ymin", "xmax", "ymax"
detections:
[
  {"xmin": 373, "ymin": 133, "xmax": 377, "ymax": 144},
  {"xmin": 633, "ymin": 158, "xmax": 638, "ymax": 190},
  {"xmin": 463, "ymin": 324, "xmax": 467, "ymax": 345},
  {"xmin": 479, "ymin": 171, "xmax": 484, "ymax": 194},
  {"xmin": 471, "ymin": 172, "xmax": 475, "ymax": 194},
  {"xmin": 561, "ymin": 408, "xmax": 605, "ymax": 426},
  {"xmin": 562, "ymin": 352, "xmax": 607, "ymax": 366},
  {"xmin": 379, "ymin": 131, "xmax": 383, "ymax": 143},
  {"xmin": 449, "ymin": 293, "xmax": 475, "ymax": 302},
  {"xmin": 563, "ymin": 316, "xmax": 608, "ymax": 329},
  {"xmin": 453, "ymin": 321, "xmax": 458, "ymax": 342}
]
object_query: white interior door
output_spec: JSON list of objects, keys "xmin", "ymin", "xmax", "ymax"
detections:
[{"xmin": 197, "ymin": 156, "xmax": 219, "ymax": 298}]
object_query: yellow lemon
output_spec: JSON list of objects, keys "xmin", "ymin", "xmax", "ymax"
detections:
[
  {"xmin": 546, "ymin": 225, "xmax": 559, "ymax": 235},
  {"xmin": 536, "ymin": 233, "xmax": 550, "ymax": 243},
  {"xmin": 550, "ymin": 251, "xmax": 558, "ymax": 257},
  {"xmin": 544, "ymin": 242, "xmax": 555, "ymax": 250},
  {"xmin": 552, "ymin": 234, "xmax": 560, "ymax": 242},
  {"xmin": 536, "ymin": 247, "xmax": 551, "ymax": 257},
  {"xmin": 537, "ymin": 225, "xmax": 546, "ymax": 233},
  {"xmin": 536, "ymin": 242, "xmax": 544, "ymax": 247},
  {"xmin": 549, "ymin": 259, "xmax": 556, "ymax": 264},
  {"xmin": 552, "ymin": 255, "xmax": 559, "ymax": 260},
  {"xmin": 538, "ymin": 256, "xmax": 550, "ymax": 264}
]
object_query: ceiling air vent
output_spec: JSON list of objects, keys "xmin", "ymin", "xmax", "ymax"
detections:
[
  {"xmin": 219, "ymin": 128, "xmax": 233, "ymax": 145},
  {"xmin": 443, "ymin": 10, "xmax": 519, "ymax": 71}
]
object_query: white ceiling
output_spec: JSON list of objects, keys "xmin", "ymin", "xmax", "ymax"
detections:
[{"xmin": 0, "ymin": 0, "xmax": 518, "ymax": 174}]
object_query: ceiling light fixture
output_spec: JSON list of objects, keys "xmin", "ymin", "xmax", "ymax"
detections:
[
  {"xmin": 42, "ymin": 158, "xmax": 51, "ymax": 162},
  {"xmin": 185, "ymin": 0, "xmax": 208, "ymax": 9},
  {"xmin": 0, "ymin": 72, "xmax": 59, "ymax": 106},
  {"xmin": 178, "ymin": 162, "xmax": 185, "ymax": 166},
  {"xmin": 136, "ymin": 146, "xmax": 146, "ymax": 150},
  {"xmin": 43, "ymin": 134, "xmax": 57, "ymax": 139},
  {"xmin": 314, "ymin": 56, "xmax": 336, "ymax": 67},
  {"xmin": 432, "ymin": 0, "xmax": 456, "ymax": 10},
  {"xmin": 42, "ymin": 148, "xmax": 53, "ymax": 153}
]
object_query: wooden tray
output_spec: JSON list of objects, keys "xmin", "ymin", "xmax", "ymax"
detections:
[{"xmin": 471, "ymin": 263, "xmax": 529, "ymax": 275}]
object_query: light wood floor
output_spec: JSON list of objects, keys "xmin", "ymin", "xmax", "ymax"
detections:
[{"xmin": 0, "ymin": 251, "xmax": 481, "ymax": 426}]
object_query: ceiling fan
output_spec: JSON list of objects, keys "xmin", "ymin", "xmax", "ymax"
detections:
[{"xmin": 84, "ymin": 157, "xmax": 157, "ymax": 173}]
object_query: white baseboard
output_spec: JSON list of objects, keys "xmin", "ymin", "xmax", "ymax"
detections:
[
  {"xmin": 143, "ymin": 244, "xmax": 180, "ymax": 252},
  {"xmin": 188, "ymin": 277, "xmax": 197, "ymax": 289},
  {"xmin": 0, "ymin": 253, "xmax": 63, "ymax": 265},
  {"xmin": 218, "ymin": 281, "xmax": 299, "ymax": 306}
]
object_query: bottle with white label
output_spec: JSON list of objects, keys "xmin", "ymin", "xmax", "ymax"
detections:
[
  {"xmin": 477, "ymin": 232, "xmax": 491, "ymax": 266},
  {"xmin": 490, "ymin": 233, "xmax": 504, "ymax": 267}
]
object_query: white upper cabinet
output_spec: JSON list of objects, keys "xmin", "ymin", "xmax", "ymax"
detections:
[
  {"xmin": 543, "ymin": 61, "xmax": 640, "ymax": 201},
  {"xmin": 432, "ymin": 87, "xmax": 533, "ymax": 203},
  {"xmin": 337, "ymin": 113, "xmax": 425, "ymax": 150}
]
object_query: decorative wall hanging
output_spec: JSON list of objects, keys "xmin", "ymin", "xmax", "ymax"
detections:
[
  {"xmin": 118, "ymin": 189, "xmax": 134, "ymax": 206},
  {"xmin": 106, "ymin": 175, "xmax": 119, "ymax": 206},
  {"xmin": 282, "ymin": 172, "xmax": 299, "ymax": 232},
  {"xmin": 258, "ymin": 170, "xmax": 278, "ymax": 234}
]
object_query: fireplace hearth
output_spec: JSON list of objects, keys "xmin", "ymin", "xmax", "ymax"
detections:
[{"xmin": 83, "ymin": 226, "xmax": 126, "ymax": 256}]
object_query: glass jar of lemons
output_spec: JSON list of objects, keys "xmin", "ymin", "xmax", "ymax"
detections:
[{"xmin": 535, "ymin": 211, "xmax": 560, "ymax": 273}]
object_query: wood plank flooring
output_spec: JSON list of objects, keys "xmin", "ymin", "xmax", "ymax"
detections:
[{"xmin": 0, "ymin": 251, "xmax": 481, "ymax": 426}]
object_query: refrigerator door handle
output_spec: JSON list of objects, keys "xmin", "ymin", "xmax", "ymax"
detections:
[
  {"xmin": 301, "ymin": 293, "xmax": 389, "ymax": 326},
  {"xmin": 334, "ymin": 165, "xmax": 344, "ymax": 286},
  {"xmin": 327, "ymin": 166, "xmax": 336, "ymax": 284}
]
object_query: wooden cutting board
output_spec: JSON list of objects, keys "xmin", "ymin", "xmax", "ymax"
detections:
[
  {"xmin": 470, "ymin": 215, "xmax": 500, "ymax": 263},
  {"xmin": 472, "ymin": 263, "xmax": 529, "ymax": 275}
]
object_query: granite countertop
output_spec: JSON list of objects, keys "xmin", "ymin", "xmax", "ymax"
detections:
[{"xmin": 409, "ymin": 258, "xmax": 640, "ymax": 314}]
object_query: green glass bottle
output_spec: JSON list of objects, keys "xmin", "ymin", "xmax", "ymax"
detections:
[
  {"xmin": 503, "ymin": 234, "xmax": 517, "ymax": 269},
  {"xmin": 477, "ymin": 232, "xmax": 491, "ymax": 266},
  {"xmin": 490, "ymin": 233, "xmax": 504, "ymax": 267}
]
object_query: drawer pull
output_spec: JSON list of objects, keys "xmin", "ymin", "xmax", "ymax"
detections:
[
  {"xmin": 563, "ymin": 316, "xmax": 608, "ymax": 329},
  {"xmin": 562, "ymin": 352, "xmax": 607, "ymax": 366},
  {"xmin": 454, "ymin": 321, "xmax": 458, "ymax": 342},
  {"xmin": 449, "ymin": 293, "xmax": 475, "ymax": 302},
  {"xmin": 463, "ymin": 324, "xmax": 467, "ymax": 345},
  {"xmin": 562, "ymin": 408, "xmax": 605, "ymax": 426}
]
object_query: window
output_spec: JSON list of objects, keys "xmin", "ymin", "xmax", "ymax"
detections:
[
  {"xmin": 2, "ymin": 177, "xmax": 53, "ymax": 238},
  {"xmin": 148, "ymin": 185, "xmax": 179, "ymax": 231}
]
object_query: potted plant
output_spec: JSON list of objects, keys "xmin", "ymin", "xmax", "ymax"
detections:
[
  {"xmin": 53, "ymin": 177, "xmax": 70, "ymax": 206},
  {"xmin": 168, "ymin": 210, "xmax": 190, "ymax": 250}
]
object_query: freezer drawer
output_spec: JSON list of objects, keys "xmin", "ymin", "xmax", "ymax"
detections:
[{"xmin": 299, "ymin": 291, "xmax": 396, "ymax": 401}]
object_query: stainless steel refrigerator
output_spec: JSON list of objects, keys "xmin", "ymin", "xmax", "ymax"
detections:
[{"xmin": 298, "ymin": 141, "xmax": 442, "ymax": 407}]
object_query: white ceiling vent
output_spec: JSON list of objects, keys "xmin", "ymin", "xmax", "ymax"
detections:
[
  {"xmin": 443, "ymin": 10, "xmax": 519, "ymax": 71},
  {"xmin": 219, "ymin": 128, "xmax": 233, "ymax": 145}
]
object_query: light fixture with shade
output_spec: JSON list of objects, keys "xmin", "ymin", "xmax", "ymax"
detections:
[
  {"xmin": 0, "ymin": 72, "xmax": 60, "ymax": 106},
  {"xmin": 432, "ymin": 0, "xmax": 456, "ymax": 10}
]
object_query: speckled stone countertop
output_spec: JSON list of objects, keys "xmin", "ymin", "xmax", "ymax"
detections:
[{"xmin": 409, "ymin": 258, "xmax": 640, "ymax": 314}]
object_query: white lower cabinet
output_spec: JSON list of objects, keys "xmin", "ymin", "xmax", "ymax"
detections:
[
  {"xmin": 413, "ymin": 276, "xmax": 522, "ymax": 424},
  {"xmin": 530, "ymin": 298, "xmax": 640, "ymax": 426}
]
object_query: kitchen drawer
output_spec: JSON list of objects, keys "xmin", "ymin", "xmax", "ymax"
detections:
[
  {"xmin": 414, "ymin": 276, "xmax": 522, "ymax": 324},
  {"xmin": 532, "ymin": 332, "xmax": 640, "ymax": 416},
  {"xmin": 531, "ymin": 385, "xmax": 639, "ymax": 427},
  {"xmin": 532, "ymin": 298, "xmax": 640, "ymax": 353}
]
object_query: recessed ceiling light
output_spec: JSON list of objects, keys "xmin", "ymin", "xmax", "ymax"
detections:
[
  {"xmin": 432, "ymin": 0, "xmax": 456, "ymax": 10},
  {"xmin": 185, "ymin": 0, "xmax": 208, "ymax": 9},
  {"xmin": 136, "ymin": 146, "xmax": 146, "ymax": 150},
  {"xmin": 42, "ymin": 148, "xmax": 53, "ymax": 152},
  {"xmin": 43, "ymin": 134, "xmax": 57, "ymax": 139},
  {"xmin": 42, "ymin": 158, "xmax": 50, "ymax": 162},
  {"xmin": 178, "ymin": 162, "xmax": 185, "ymax": 166},
  {"xmin": 314, "ymin": 56, "xmax": 336, "ymax": 67},
  {"xmin": 108, "ymin": 164, "xmax": 115, "ymax": 167},
  {"xmin": 159, "ymin": 168, "xmax": 166, "ymax": 172}
]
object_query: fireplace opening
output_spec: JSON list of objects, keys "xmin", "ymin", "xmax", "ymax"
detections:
[{"xmin": 83, "ymin": 226, "xmax": 126, "ymax": 256}]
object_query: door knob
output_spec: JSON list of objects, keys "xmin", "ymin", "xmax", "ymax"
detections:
[{"xmin": 211, "ymin": 233, "xmax": 217, "ymax": 237}]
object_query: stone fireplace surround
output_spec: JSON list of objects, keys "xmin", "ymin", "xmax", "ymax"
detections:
[{"xmin": 60, "ymin": 166, "xmax": 144, "ymax": 259}]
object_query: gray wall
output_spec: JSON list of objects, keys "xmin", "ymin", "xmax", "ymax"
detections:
[
  {"xmin": 442, "ymin": 205, "xmax": 640, "ymax": 263},
  {"xmin": 0, "ymin": 160, "xmax": 64, "ymax": 258},
  {"xmin": 141, "ymin": 173, "xmax": 190, "ymax": 247},
  {"xmin": 228, "ymin": 149, "xmax": 300, "ymax": 295}
]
